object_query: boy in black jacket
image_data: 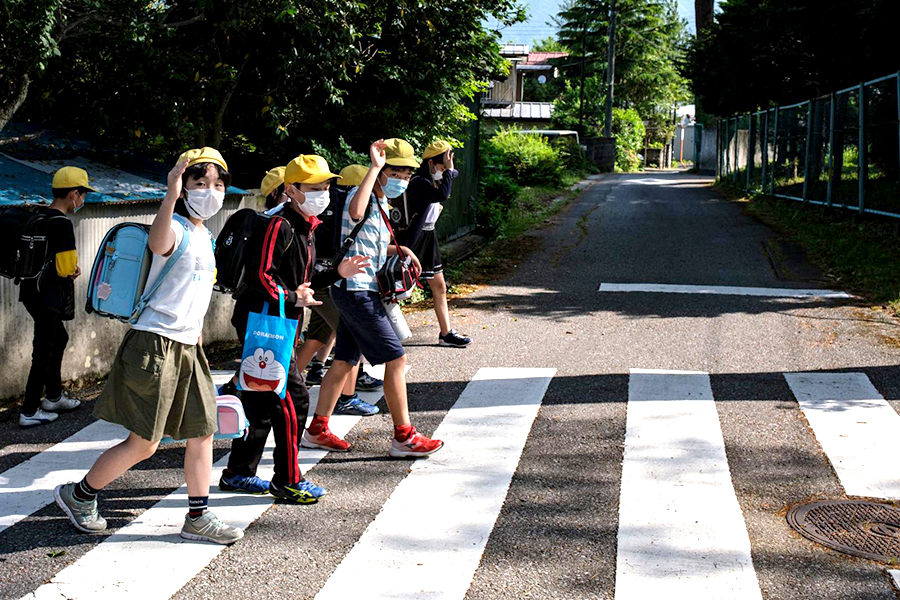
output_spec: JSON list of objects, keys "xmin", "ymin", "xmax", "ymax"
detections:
[
  {"xmin": 220, "ymin": 155, "xmax": 369, "ymax": 503},
  {"xmin": 18, "ymin": 167, "xmax": 94, "ymax": 428}
]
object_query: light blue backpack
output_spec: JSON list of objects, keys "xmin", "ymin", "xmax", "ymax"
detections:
[{"xmin": 85, "ymin": 215, "xmax": 193, "ymax": 323}]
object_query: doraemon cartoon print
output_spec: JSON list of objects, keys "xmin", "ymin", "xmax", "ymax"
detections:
[{"xmin": 239, "ymin": 348, "xmax": 287, "ymax": 395}]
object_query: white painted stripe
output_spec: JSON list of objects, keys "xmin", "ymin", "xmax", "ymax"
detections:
[
  {"xmin": 0, "ymin": 371, "xmax": 234, "ymax": 534},
  {"xmin": 0, "ymin": 422, "xmax": 128, "ymax": 534},
  {"xmin": 889, "ymin": 569, "xmax": 900, "ymax": 591},
  {"xmin": 784, "ymin": 373, "xmax": 900, "ymax": 499},
  {"xmin": 598, "ymin": 283, "xmax": 851, "ymax": 298},
  {"xmin": 314, "ymin": 367, "xmax": 556, "ymax": 600},
  {"xmin": 21, "ymin": 385, "xmax": 381, "ymax": 600},
  {"xmin": 616, "ymin": 370, "xmax": 762, "ymax": 600}
]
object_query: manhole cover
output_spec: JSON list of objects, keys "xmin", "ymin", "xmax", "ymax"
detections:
[{"xmin": 787, "ymin": 500, "xmax": 900, "ymax": 562}]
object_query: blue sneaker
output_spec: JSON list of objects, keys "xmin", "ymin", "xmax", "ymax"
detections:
[
  {"xmin": 219, "ymin": 472, "xmax": 270, "ymax": 494},
  {"xmin": 269, "ymin": 480, "xmax": 328, "ymax": 504},
  {"xmin": 334, "ymin": 394, "xmax": 380, "ymax": 416}
]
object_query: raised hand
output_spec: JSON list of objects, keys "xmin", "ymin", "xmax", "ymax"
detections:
[
  {"xmin": 166, "ymin": 159, "xmax": 190, "ymax": 201},
  {"xmin": 370, "ymin": 139, "xmax": 387, "ymax": 170},
  {"xmin": 294, "ymin": 282, "xmax": 322, "ymax": 307},
  {"xmin": 446, "ymin": 150, "xmax": 455, "ymax": 171},
  {"xmin": 337, "ymin": 254, "xmax": 372, "ymax": 279}
]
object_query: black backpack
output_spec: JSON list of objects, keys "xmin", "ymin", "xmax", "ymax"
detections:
[
  {"xmin": 314, "ymin": 185, "xmax": 372, "ymax": 271},
  {"xmin": 214, "ymin": 208, "xmax": 288, "ymax": 294},
  {"xmin": 0, "ymin": 207, "xmax": 57, "ymax": 283}
]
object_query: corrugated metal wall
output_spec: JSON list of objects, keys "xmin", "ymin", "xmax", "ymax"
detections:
[{"xmin": 0, "ymin": 195, "xmax": 255, "ymax": 399}]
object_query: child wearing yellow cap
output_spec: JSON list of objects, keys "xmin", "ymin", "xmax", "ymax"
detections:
[
  {"xmin": 220, "ymin": 154, "xmax": 370, "ymax": 503},
  {"xmin": 302, "ymin": 139, "xmax": 444, "ymax": 458},
  {"xmin": 397, "ymin": 140, "xmax": 471, "ymax": 347},
  {"xmin": 55, "ymin": 148, "xmax": 244, "ymax": 545},
  {"xmin": 17, "ymin": 167, "xmax": 96, "ymax": 428}
]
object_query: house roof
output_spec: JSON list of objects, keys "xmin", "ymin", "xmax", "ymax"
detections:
[
  {"xmin": 482, "ymin": 102, "xmax": 554, "ymax": 121},
  {"xmin": 524, "ymin": 52, "xmax": 568, "ymax": 65},
  {"xmin": 0, "ymin": 152, "xmax": 247, "ymax": 207}
]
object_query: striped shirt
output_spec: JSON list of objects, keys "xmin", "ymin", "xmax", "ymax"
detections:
[{"xmin": 336, "ymin": 187, "xmax": 389, "ymax": 292}]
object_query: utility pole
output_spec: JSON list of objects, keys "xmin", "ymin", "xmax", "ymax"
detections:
[
  {"xmin": 603, "ymin": 0, "xmax": 617, "ymax": 137},
  {"xmin": 578, "ymin": 18, "xmax": 587, "ymax": 133}
]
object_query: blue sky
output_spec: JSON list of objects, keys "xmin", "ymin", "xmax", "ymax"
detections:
[{"xmin": 487, "ymin": 0, "xmax": 698, "ymax": 46}]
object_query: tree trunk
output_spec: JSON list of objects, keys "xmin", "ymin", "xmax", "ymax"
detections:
[
  {"xmin": 695, "ymin": 0, "xmax": 714, "ymax": 37},
  {"xmin": 0, "ymin": 74, "xmax": 31, "ymax": 135}
]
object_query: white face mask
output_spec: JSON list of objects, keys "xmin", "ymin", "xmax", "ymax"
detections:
[
  {"xmin": 298, "ymin": 190, "xmax": 330, "ymax": 217},
  {"xmin": 431, "ymin": 169, "xmax": 444, "ymax": 181},
  {"xmin": 185, "ymin": 188, "xmax": 225, "ymax": 219}
]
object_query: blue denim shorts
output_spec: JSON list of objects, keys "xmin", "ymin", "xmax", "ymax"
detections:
[{"xmin": 331, "ymin": 287, "xmax": 405, "ymax": 366}]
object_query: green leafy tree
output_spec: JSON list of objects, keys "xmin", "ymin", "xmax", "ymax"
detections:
[
  {"xmin": 552, "ymin": 0, "xmax": 689, "ymax": 134},
  {"xmin": 689, "ymin": 0, "xmax": 897, "ymax": 117}
]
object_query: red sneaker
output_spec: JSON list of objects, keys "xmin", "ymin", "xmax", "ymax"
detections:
[
  {"xmin": 389, "ymin": 428, "xmax": 444, "ymax": 458},
  {"xmin": 301, "ymin": 427, "xmax": 350, "ymax": 452}
]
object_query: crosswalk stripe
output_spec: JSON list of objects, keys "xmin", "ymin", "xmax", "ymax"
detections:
[
  {"xmin": 598, "ymin": 283, "xmax": 851, "ymax": 298},
  {"xmin": 784, "ymin": 372, "xmax": 900, "ymax": 500},
  {"xmin": 616, "ymin": 369, "xmax": 762, "ymax": 600},
  {"xmin": 0, "ymin": 372, "xmax": 235, "ymax": 534},
  {"xmin": 0, "ymin": 421, "xmax": 128, "ymax": 535},
  {"xmin": 313, "ymin": 367, "xmax": 556, "ymax": 600},
  {"xmin": 20, "ymin": 386, "xmax": 380, "ymax": 600}
]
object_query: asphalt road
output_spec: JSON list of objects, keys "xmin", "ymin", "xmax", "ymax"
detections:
[{"xmin": 2, "ymin": 169, "xmax": 900, "ymax": 600}]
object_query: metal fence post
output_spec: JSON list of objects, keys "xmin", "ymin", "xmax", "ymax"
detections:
[
  {"xmin": 732, "ymin": 117, "xmax": 739, "ymax": 182},
  {"xmin": 771, "ymin": 107, "xmax": 779, "ymax": 195},
  {"xmin": 746, "ymin": 113, "xmax": 754, "ymax": 190},
  {"xmin": 858, "ymin": 83, "xmax": 865, "ymax": 214},
  {"xmin": 827, "ymin": 93, "xmax": 836, "ymax": 206},
  {"xmin": 802, "ymin": 101, "xmax": 812, "ymax": 202},
  {"xmin": 760, "ymin": 110, "xmax": 768, "ymax": 191},
  {"xmin": 896, "ymin": 73, "xmax": 900, "ymax": 183}
]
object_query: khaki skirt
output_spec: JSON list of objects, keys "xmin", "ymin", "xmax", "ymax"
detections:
[{"xmin": 94, "ymin": 329, "xmax": 217, "ymax": 442}]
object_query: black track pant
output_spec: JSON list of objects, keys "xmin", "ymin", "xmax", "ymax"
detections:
[
  {"xmin": 22, "ymin": 301, "xmax": 68, "ymax": 415},
  {"xmin": 225, "ymin": 306, "xmax": 309, "ymax": 486}
]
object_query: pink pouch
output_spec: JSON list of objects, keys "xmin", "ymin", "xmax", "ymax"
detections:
[{"xmin": 215, "ymin": 395, "xmax": 248, "ymax": 439}]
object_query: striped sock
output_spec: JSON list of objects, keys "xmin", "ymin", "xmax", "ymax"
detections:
[
  {"xmin": 73, "ymin": 477, "xmax": 99, "ymax": 502},
  {"xmin": 188, "ymin": 496, "xmax": 208, "ymax": 520}
]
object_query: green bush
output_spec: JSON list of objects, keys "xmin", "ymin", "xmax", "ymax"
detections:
[
  {"xmin": 551, "ymin": 136, "xmax": 589, "ymax": 172},
  {"xmin": 483, "ymin": 127, "xmax": 563, "ymax": 186},
  {"xmin": 612, "ymin": 107, "xmax": 645, "ymax": 172}
]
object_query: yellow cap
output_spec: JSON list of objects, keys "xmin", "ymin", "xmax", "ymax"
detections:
[
  {"xmin": 51, "ymin": 166, "xmax": 97, "ymax": 191},
  {"xmin": 422, "ymin": 140, "xmax": 452, "ymax": 160},
  {"xmin": 338, "ymin": 165, "xmax": 368, "ymax": 187},
  {"xmin": 177, "ymin": 147, "xmax": 228, "ymax": 172},
  {"xmin": 260, "ymin": 166, "xmax": 286, "ymax": 197},
  {"xmin": 284, "ymin": 155, "xmax": 340, "ymax": 185},
  {"xmin": 383, "ymin": 138, "xmax": 420, "ymax": 169}
]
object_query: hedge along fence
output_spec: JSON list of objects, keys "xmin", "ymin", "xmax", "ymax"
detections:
[{"xmin": 718, "ymin": 71, "xmax": 900, "ymax": 217}]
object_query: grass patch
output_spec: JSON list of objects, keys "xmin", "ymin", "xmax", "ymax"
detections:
[{"xmin": 722, "ymin": 182, "xmax": 900, "ymax": 313}]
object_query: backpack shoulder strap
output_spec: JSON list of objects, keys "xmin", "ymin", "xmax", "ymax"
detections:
[
  {"xmin": 129, "ymin": 217, "xmax": 191, "ymax": 323},
  {"xmin": 333, "ymin": 192, "xmax": 373, "ymax": 265}
]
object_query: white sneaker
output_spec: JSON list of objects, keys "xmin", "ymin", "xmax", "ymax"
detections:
[
  {"xmin": 41, "ymin": 393, "xmax": 81, "ymax": 412},
  {"xmin": 19, "ymin": 408, "xmax": 59, "ymax": 428}
]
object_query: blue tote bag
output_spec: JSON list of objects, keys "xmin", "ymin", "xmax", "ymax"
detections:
[{"xmin": 237, "ymin": 288, "xmax": 298, "ymax": 399}]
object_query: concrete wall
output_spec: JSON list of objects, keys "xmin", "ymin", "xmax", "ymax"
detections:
[
  {"xmin": 696, "ymin": 124, "xmax": 719, "ymax": 175},
  {"xmin": 584, "ymin": 137, "xmax": 616, "ymax": 172},
  {"xmin": 0, "ymin": 195, "xmax": 255, "ymax": 398}
]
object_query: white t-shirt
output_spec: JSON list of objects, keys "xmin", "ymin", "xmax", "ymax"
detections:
[{"xmin": 131, "ymin": 217, "xmax": 216, "ymax": 345}]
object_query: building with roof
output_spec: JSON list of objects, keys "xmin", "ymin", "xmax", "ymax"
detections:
[
  {"xmin": 482, "ymin": 45, "xmax": 568, "ymax": 129},
  {"xmin": 0, "ymin": 134, "xmax": 251, "ymax": 398}
]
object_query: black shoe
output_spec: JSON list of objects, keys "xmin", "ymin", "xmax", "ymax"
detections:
[
  {"xmin": 324, "ymin": 352, "xmax": 335, "ymax": 367},
  {"xmin": 439, "ymin": 329, "xmax": 471, "ymax": 347},
  {"xmin": 306, "ymin": 362, "xmax": 326, "ymax": 386},
  {"xmin": 356, "ymin": 371, "xmax": 383, "ymax": 391}
]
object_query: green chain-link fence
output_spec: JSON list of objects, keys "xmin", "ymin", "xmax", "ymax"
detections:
[{"xmin": 718, "ymin": 71, "xmax": 900, "ymax": 217}]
